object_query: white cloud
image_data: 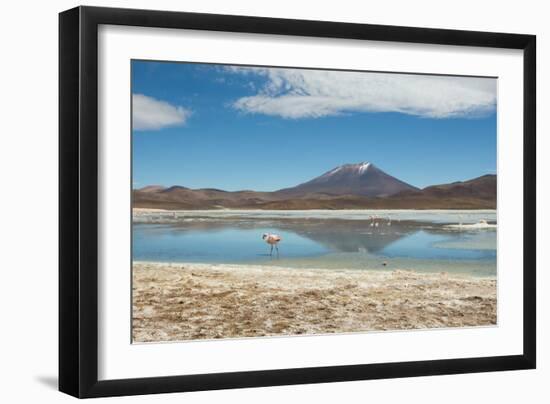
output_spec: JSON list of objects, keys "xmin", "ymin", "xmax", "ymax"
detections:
[
  {"xmin": 227, "ymin": 67, "xmax": 496, "ymax": 119},
  {"xmin": 132, "ymin": 94, "xmax": 191, "ymax": 130}
]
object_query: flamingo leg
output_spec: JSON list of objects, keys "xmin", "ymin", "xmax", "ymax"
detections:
[
  {"xmin": 275, "ymin": 244, "xmax": 279, "ymax": 256},
  {"xmin": 270, "ymin": 245, "xmax": 273, "ymax": 256}
]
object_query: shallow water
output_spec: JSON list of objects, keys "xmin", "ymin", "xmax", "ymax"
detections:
[{"xmin": 133, "ymin": 210, "xmax": 496, "ymax": 277}]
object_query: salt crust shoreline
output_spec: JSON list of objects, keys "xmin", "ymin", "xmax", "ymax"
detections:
[{"xmin": 132, "ymin": 261, "xmax": 497, "ymax": 343}]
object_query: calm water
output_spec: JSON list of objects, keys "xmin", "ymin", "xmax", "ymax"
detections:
[{"xmin": 133, "ymin": 211, "xmax": 497, "ymax": 277}]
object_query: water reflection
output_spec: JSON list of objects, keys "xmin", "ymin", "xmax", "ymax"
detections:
[{"xmin": 133, "ymin": 218, "xmax": 496, "ymax": 276}]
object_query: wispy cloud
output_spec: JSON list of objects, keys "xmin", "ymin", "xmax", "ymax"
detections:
[
  {"xmin": 226, "ymin": 67, "xmax": 496, "ymax": 119},
  {"xmin": 132, "ymin": 94, "xmax": 191, "ymax": 131}
]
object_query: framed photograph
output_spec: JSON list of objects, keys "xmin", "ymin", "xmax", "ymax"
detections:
[{"xmin": 59, "ymin": 6, "xmax": 536, "ymax": 398}]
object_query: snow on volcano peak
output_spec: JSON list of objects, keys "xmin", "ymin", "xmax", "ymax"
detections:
[{"xmin": 357, "ymin": 162, "xmax": 371, "ymax": 174}]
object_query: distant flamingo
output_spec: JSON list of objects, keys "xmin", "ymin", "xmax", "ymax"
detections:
[
  {"xmin": 262, "ymin": 233, "xmax": 282, "ymax": 256},
  {"xmin": 370, "ymin": 215, "xmax": 379, "ymax": 227}
]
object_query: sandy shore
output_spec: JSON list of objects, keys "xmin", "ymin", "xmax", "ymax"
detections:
[{"xmin": 132, "ymin": 262, "xmax": 496, "ymax": 343}]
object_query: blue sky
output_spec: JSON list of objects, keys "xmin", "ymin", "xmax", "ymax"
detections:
[{"xmin": 132, "ymin": 60, "xmax": 497, "ymax": 191}]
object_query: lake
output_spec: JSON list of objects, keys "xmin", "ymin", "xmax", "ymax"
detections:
[{"xmin": 133, "ymin": 210, "xmax": 497, "ymax": 277}]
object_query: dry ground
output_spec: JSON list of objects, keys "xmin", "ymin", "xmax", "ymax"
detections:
[{"xmin": 132, "ymin": 262, "xmax": 496, "ymax": 343}]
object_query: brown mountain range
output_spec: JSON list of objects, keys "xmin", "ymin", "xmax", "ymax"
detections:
[{"xmin": 133, "ymin": 163, "xmax": 496, "ymax": 210}]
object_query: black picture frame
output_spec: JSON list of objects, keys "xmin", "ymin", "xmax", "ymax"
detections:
[{"xmin": 59, "ymin": 5, "xmax": 536, "ymax": 398}]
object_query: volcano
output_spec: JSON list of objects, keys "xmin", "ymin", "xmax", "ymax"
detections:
[{"xmin": 275, "ymin": 162, "xmax": 419, "ymax": 197}]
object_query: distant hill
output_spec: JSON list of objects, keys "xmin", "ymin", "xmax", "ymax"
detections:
[
  {"xmin": 133, "ymin": 164, "xmax": 496, "ymax": 210},
  {"xmin": 416, "ymin": 174, "xmax": 496, "ymax": 200},
  {"xmin": 386, "ymin": 174, "xmax": 496, "ymax": 207},
  {"xmin": 138, "ymin": 185, "xmax": 167, "ymax": 193}
]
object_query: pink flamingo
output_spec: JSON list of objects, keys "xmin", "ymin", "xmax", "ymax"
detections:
[{"xmin": 262, "ymin": 233, "xmax": 282, "ymax": 256}]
